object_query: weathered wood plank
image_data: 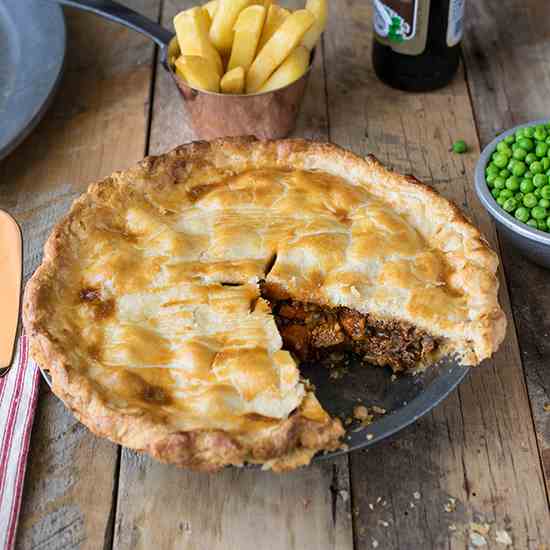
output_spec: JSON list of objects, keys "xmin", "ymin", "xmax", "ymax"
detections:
[
  {"xmin": 112, "ymin": 2, "xmax": 352, "ymax": 550},
  {"xmin": 324, "ymin": 2, "xmax": 550, "ymax": 548},
  {"xmin": 462, "ymin": 0, "xmax": 550, "ymax": 489},
  {"xmin": 0, "ymin": 2, "xmax": 161, "ymax": 548}
]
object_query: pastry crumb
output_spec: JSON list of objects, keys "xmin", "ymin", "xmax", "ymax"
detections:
[
  {"xmin": 372, "ymin": 539, "xmax": 379, "ymax": 548},
  {"xmin": 449, "ymin": 523, "xmax": 457, "ymax": 532},
  {"xmin": 544, "ymin": 403, "xmax": 550, "ymax": 412},
  {"xmin": 413, "ymin": 491, "xmax": 421, "ymax": 500},
  {"xmin": 444, "ymin": 497, "xmax": 457, "ymax": 513},
  {"xmin": 354, "ymin": 405, "xmax": 369, "ymax": 420},
  {"xmin": 367, "ymin": 433, "xmax": 374, "ymax": 440},
  {"xmin": 372, "ymin": 405, "xmax": 387, "ymax": 415},
  {"xmin": 495, "ymin": 530, "xmax": 512, "ymax": 546}
]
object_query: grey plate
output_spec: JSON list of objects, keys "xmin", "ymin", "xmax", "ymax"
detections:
[{"xmin": 0, "ymin": 0, "xmax": 66, "ymax": 160}]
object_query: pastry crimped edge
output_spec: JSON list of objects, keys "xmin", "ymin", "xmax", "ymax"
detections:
[{"xmin": 23, "ymin": 137, "xmax": 506, "ymax": 471}]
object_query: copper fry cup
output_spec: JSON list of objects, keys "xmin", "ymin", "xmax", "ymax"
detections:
[
  {"xmin": 57, "ymin": 0, "xmax": 315, "ymax": 140},
  {"xmin": 168, "ymin": 40, "xmax": 316, "ymax": 140}
]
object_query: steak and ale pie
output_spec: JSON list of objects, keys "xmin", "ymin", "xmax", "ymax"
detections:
[{"xmin": 24, "ymin": 138, "xmax": 506, "ymax": 471}]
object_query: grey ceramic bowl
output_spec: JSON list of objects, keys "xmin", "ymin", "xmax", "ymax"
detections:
[{"xmin": 475, "ymin": 119, "xmax": 550, "ymax": 269}]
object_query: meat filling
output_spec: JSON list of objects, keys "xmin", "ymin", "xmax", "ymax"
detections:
[{"xmin": 261, "ymin": 283, "xmax": 438, "ymax": 372}]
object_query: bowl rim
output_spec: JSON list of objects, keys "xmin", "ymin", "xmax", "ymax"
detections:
[{"xmin": 475, "ymin": 118, "xmax": 550, "ymax": 246}]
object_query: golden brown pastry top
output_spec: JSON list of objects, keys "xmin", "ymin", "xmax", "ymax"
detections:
[{"xmin": 23, "ymin": 138, "xmax": 506, "ymax": 470}]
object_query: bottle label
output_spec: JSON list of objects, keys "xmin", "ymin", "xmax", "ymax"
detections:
[
  {"xmin": 372, "ymin": 0, "xmax": 431, "ymax": 56},
  {"xmin": 447, "ymin": 0, "xmax": 465, "ymax": 46}
]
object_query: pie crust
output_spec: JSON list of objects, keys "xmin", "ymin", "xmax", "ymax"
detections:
[{"xmin": 23, "ymin": 138, "xmax": 506, "ymax": 471}]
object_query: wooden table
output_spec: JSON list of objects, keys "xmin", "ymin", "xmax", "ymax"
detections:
[{"xmin": 3, "ymin": 1, "xmax": 550, "ymax": 548}]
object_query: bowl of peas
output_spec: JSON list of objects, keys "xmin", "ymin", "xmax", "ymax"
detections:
[{"xmin": 475, "ymin": 119, "xmax": 550, "ymax": 268}]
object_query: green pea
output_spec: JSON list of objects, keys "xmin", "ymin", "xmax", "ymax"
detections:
[
  {"xmin": 536, "ymin": 143, "xmax": 549, "ymax": 157},
  {"xmin": 523, "ymin": 193, "xmax": 538, "ymax": 208},
  {"xmin": 511, "ymin": 143, "xmax": 521, "ymax": 152},
  {"xmin": 500, "ymin": 169, "xmax": 511, "ymax": 178},
  {"xmin": 505, "ymin": 175, "xmax": 520, "ymax": 190},
  {"xmin": 518, "ymin": 138, "xmax": 534, "ymax": 151},
  {"xmin": 546, "ymin": 136, "xmax": 550, "ymax": 146},
  {"xmin": 512, "ymin": 161, "xmax": 527, "ymax": 176},
  {"xmin": 513, "ymin": 147, "xmax": 527, "ymax": 160},
  {"xmin": 542, "ymin": 185, "xmax": 550, "ymax": 200},
  {"xmin": 524, "ymin": 171, "xmax": 533, "ymax": 179},
  {"xmin": 496, "ymin": 141, "xmax": 510, "ymax": 154},
  {"xmin": 525, "ymin": 153, "xmax": 538, "ymax": 165},
  {"xmin": 497, "ymin": 195, "xmax": 507, "ymax": 206},
  {"xmin": 542, "ymin": 158, "xmax": 550, "ymax": 171},
  {"xmin": 539, "ymin": 198, "xmax": 550, "ymax": 209},
  {"xmin": 504, "ymin": 135, "xmax": 516, "ymax": 145},
  {"xmin": 491, "ymin": 188, "xmax": 500, "ymax": 199},
  {"xmin": 534, "ymin": 174, "xmax": 548, "ymax": 187},
  {"xmin": 516, "ymin": 192, "xmax": 525, "ymax": 201},
  {"xmin": 515, "ymin": 128, "xmax": 525, "ymax": 140},
  {"xmin": 500, "ymin": 189, "xmax": 513, "ymax": 199},
  {"xmin": 531, "ymin": 161, "xmax": 543, "ymax": 174},
  {"xmin": 494, "ymin": 176, "xmax": 506, "ymax": 189},
  {"xmin": 534, "ymin": 128, "xmax": 548, "ymax": 141},
  {"xmin": 503, "ymin": 198, "xmax": 517, "ymax": 212},
  {"xmin": 520, "ymin": 179, "xmax": 535, "ymax": 193},
  {"xmin": 524, "ymin": 127, "xmax": 535, "ymax": 138},
  {"xmin": 535, "ymin": 188, "xmax": 542, "ymax": 198},
  {"xmin": 486, "ymin": 163, "xmax": 500, "ymax": 177},
  {"xmin": 527, "ymin": 219, "xmax": 539, "ymax": 228},
  {"xmin": 515, "ymin": 207, "xmax": 530, "ymax": 222},
  {"xmin": 493, "ymin": 152, "xmax": 509, "ymax": 168},
  {"xmin": 452, "ymin": 140, "xmax": 467, "ymax": 154},
  {"xmin": 507, "ymin": 160, "xmax": 515, "ymax": 171},
  {"xmin": 532, "ymin": 206, "xmax": 547, "ymax": 220},
  {"xmin": 537, "ymin": 219, "xmax": 548, "ymax": 232},
  {"xmin": 486, "ymin": 174, "xmax": 496, "ymax": 187}
]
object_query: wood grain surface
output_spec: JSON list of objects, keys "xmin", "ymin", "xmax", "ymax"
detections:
[
  {"xmin": 2, "ymin": 1, "xmax": 549, "ymax": 549},
  {"xmin": 112, "ymin": 3, "xmax": 352, "ymax": 549},
  {"xmin": 3, "ymin": 2, "xmax": 161, "ymax": 548},
  {"xmin": 462, "ymin": 0, "xmax": 550, "ymax": 491},
  {"xmin": 324, "ymin": 2, "xmax": 550, "ymax": 549}
]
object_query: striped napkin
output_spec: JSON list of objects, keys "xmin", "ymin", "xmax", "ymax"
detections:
[{"xmin": 0, "ymin": 335, "xmax": 40, "ymax": 550}]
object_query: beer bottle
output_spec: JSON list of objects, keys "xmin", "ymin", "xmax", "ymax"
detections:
[{"xmin": 372, "ymin": 0, "xmax": 465, "ymax": 92}]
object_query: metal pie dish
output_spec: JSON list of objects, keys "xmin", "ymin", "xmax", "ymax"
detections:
[
  {"xmin": 475, "ymin": 119, "xmax": 550, "ymax": 269},
  {"xmin": 39, "ymin": 354, "xmax": 469, "ymax": 462},
  {"xmin": 34, "ymin": 0, "xmax": 471, "ymax": 463}
]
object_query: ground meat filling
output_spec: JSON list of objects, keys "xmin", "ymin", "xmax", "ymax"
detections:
[{"xmin": 261, "ymin": 283, "xmax": 438, "ymax": 372}]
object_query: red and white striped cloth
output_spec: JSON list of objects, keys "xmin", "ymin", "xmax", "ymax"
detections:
[{"xmin": 0, "ymin": 335, "xmax": 40, "ymax": 550}]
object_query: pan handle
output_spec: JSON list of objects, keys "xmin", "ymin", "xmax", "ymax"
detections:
[{"xmin": 56, "ymin": 0, "xmax": 174, "ymax": 49}]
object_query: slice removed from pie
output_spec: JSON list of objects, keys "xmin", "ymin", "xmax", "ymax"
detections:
[{"xmin": 24, "ymin": 138, "xmax": 506, "ymax": 471}]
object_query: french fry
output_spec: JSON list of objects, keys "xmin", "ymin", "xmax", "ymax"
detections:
[
  {"xmin": 258, "ymin": 46, "xmax": 309, "ymax": 92},
  {"xmin": 257, "ymin": 4, "xmax": 290, "ymax": 52},
  {"xmin": 167, "ymin": 37, "xmax": 180, "ymax": 67},
  {"xmin": 246, "ymin": 9, "xmax": 315, "ymax": 93},
  {"xmin": 204, "ymin": 0, "xmax": 218, "ymax": 20},
  {"xmin": 174, "ymin": 8, "xmax": 223, "ymax": 76},
  {"xmin": 174, "ymin": 55, "xmax": 220, "ymax": 92},
  {"xmin": 227, "ymin": 6, "xmax": 266, "ymax": 72},
  {"xmin": 221, "ymin": 66, "xmax": 245, "ymax": 94},
  {"xmin": 209, "ymin": 0, "xmax": 253, "ymax": 56},
  {"xmin": 301, "ymin": 0, "xmax": 328, "ymax": 50}
]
